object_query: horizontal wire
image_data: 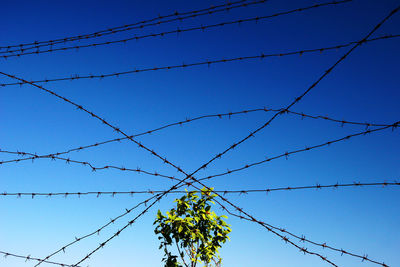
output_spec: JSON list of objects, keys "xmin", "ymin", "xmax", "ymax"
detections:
[
  {"xmin": 73, "ymin": 7, "xmax": 400, "ymax": 267},
  {"xmin": 0, "ymin": 0, "xmax": 255, "ymax": 51},
  {"xmin": 0, "ymin": 150, "xmax": 181, "ymax": 181},
  {"xmin": 2, "ymin": 33, "xmax": 398, "ymax": 86},
  {"xmin": 198, "ymin": 122, "xmax": 400, "ymax": 182},
  {"xmin": 0, "ymin": 250, "xmax": 78, "ymax": 267},
  {"xmin": 8, "ymin": 4, "xmax": 397, "ymax": 265},
  {"xmin": 0, "ymin": 107, "xmax": 393, "ymax": 167},
  {"xmin": 1, "ymin": 121, "xmax": 398, "ymax": 186},
  {"xmin": 1, "ymin": 0, "xmax": 352, "ymax": 59},
  {"xmin": 2, "ymin": 181, "xmax": 398, "ymax": 198},
  {"xmin": 74, "ymin": 187, "xmax": 339, "ymax": 267},
  {"xmin": 5, "ymin": 125, "xmax": 398, "ymax": 266}
]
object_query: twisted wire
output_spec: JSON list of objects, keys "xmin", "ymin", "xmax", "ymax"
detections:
[
  {"xmin": 2, "ymin": 33, "xmax": 399, "ymax": 86},
  {"xmin": 2, "ymin": 121, "xmax": 397, "ymax": 187},
  {"xmin": 0, "ymin": 250, "xmax": 78, "ymax": 267},
  {"xmin": 1, "ymin": 0, "xmax": 352, "ymax": 59},
  {"xmin": 0, "ymin": 150, "xmax": 181, "ymax": 182},
  {"xmin": 0, "ymin": 0, "xmax": 256, "ymax": 52},
  {"xmin": 71, "ymin": 6, "xmax": 400, "ymax": 266},
  {"xmin": 6, "ymin": 4, "xmax": 397, "ymax": 266},
  {"xmin": 0, "ymin": 107, "xmax": 393, "ymax": 167},
  {"xmin": 198, "ymin": 122, "xmax": 399, "ymax": 182},
  {"xmin": 2, "ymin": 181, "xmax": 398, "ymax": 198},
  {"xmin": 31, "ymin": 195, "xmax": 158, "ymax": 266}
]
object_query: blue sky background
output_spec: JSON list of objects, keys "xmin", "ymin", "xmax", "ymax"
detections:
[{"xmin": 1, "ymin": 0, "xmax": 399, "ymax": 266}]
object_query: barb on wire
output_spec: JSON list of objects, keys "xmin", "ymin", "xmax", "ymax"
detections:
[
  {"xmin": 70, "ymin": 5, "xmax": 400, "ymax": 267},
  {"xmin": 0, "ymin": 149, "xmax": 181, "ymax": 182},
  {"xmin": 0, "ymin": 250, "xmax": 77, "ymax": 267},
  {"xmin": 1, "ymin": 0, "xmax": 352, "ymax": 59},
  {"xmin": 2, "ymin": 33, "xmax": 399, "ymax": 86},
  {"xmin": 0, "ymin": 0, "xmax": 260, "ymax": 52},
  {"xmin": 2, "ymin": 181, "xmax": 398, "ymax": 198},
  {"xmin": 198, "ymin": 122, "xmax": 399, "ymax": 182},
  {"xmin": 32, "ymin": 195, "xmax": 159, "ymax": 266},
  {"xmin": 0, "ymin": 107, "xmax": 393, "ymax": 167},
  {"xmin": 12, "ymin": 4, "xmax": 399, "ymax": 266}
]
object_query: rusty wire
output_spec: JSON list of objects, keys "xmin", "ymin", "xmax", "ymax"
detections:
[
  {"xmin": 1, "ymin": 181, "xmax": 398, "ymax": 198},
  {"xmin": 2, "ymin": 33, "xmax": 399, "ymax": 86},
  {"xmin": 0, "ymin": 0, "xmax": 260, "ymax": 53},
  {"xmin": 1, "ymin": 0, "xmax": 352, "ymax": 59}
]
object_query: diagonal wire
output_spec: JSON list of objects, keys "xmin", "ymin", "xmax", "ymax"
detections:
[
  {"xmin": 0, "ymin": 250, "xmax": 78, "ymax": 267},
  {"xmin": 198, "ymin": 122, "xmax": 399, "ymax": 182},
  {"xmin": 6, "ymin": 4, "xmax": 398, "ymax": 266},
  {"xmin": 0, "ymin": 107, "xmax": 394, "ymax": 167},
  {"xmin": 71, "ymin": 5, "xmax": 400, "ymax": 266},
  {"xmin": 1, "ymin": 121, "xmax": 398, "ymax": 186}
]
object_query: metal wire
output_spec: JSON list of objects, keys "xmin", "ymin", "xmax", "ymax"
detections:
[
  {"xmin": 2, "ymin": 181, "xmax": 398, "ymax": 198},
  {"xmin": 2, "ymin": 33, "xmax": 398, "ymax": 86},
  {"xmin": 198, "ymin": 123, "xmax": 399, "ymax": 182},
  {"xmin": 3, "ymin": 3, "xmax": 397, "ymax": 267},
  {"xmin": 69, "ymin": 6, "xmax": 400, "ymax": 266},
  {"xmin": 1, "ymin": 0, "xmax": 352, "ymax": 59},
  {"xmin": 0, "ymin": 107, "xmax": 393, "ymax": 167},
  {"xmin": 0, "ymin": 0, "xmax": 258, "ymax": 52},
  {"xmin": 0, "ymin": 250, "xmax": 78, "ymax": 267}
]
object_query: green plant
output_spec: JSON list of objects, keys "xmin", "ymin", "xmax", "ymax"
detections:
[{"xmin": 154, "ymin": 188, "xmax": 231, "ymax": 267}]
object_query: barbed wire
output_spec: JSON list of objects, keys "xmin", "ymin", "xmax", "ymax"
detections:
[
  {"xmin": 198, "ymin": 122, "xmax": 399, "ymax": 182},
  {"xmin": 0, "ymin": 0, "xmax": 256, "ymax": 52},
  {"xmin": 1, "ymin": 120, "xmax": 397, "ymax": 188},
  {"xmin": 31, "ymin": 195, "xmax": 159, "ymax": 266},
  {"xmin": 2, "ymin": 181, "xmax": 398, "ymax": 198},
  {"xmin": 0, "ymin": 250, "xmax": 78, "ymax": 267},
  {"xmin": 0, "ymin": 107, "xmax": 393, "ymax": 167},
  {"xmin": 2, "ymin": 33, "xmax": 398, "ymax": 86},
  {"xmin": 214, "ymin": 196, "xmax": 389, "ymax": 267},
  {"xmin": 0, "ymin": 149, "xmax": 182, "ymax": 182},
  {"xmin": 71, "ymin": 187, "xmax": 339, "ymax": 267},
  {"xmin": 1, "ymin": 0, "xmax": 352, "ymax": 59},
  {"xmin": 70, "ymin": 6, "xmax": 400, "ymax": 266},
  {"xmin": 7, "ymin": 4, "xmax": 398, "ymax": 266},
  {"xmin": 0, "ymin": 0, "xmax": 267, "ymax": 55}
]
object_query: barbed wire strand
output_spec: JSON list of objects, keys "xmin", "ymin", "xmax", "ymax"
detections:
[
  {"xmin": 1, "ymin": 121, "xmax": 398, "ymax": 187},
  {"xmin": 0, "ymin": 0, "xmax": 267, "ymax": 55},
  {"xmin": 8, "ymin": 127, "xmax": 397, "ymax": 266},
  {"xmin": 0, "ymin": 0, "xmax": 255, "ymax": 51},
  {"xmin": 0, "ymin": 250, "xmax": 78, "ymax": 267},
  {"xmin": 2, "ymin": 181, "xmax": 398, "ymax": 198},
  {"xmin": 2, "ymin": 33, "xmax": 398, "ymax": 86},
  {"xmin": 0, "ymin": 150, "xmax": 182, "ymax": 182},
  {"xmin": 70, "ymin": 6, "xmax": 400, "ymax": 266},
  {"xmin": 30, "ymin": 195, "xmax": 159, "ymax": 266},
  {"xmin": 8, "ymin": 4, "xmax": 398, "ymax": 266},
  {"xmin": 0, "ymin": 107, "xmax": 394, "ymax": 167},
  {"xmin": 198, "ymin": 122, "xmax": 399, "ymax": 182},
  {"xmin": 1, "ymin": 0, "xmax": 352, "ymax": 59}
]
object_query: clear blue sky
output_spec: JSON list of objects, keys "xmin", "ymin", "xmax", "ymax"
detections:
[{"xmin": 1, "ymin": 0, "xmax": 399, "ymax": 266}]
